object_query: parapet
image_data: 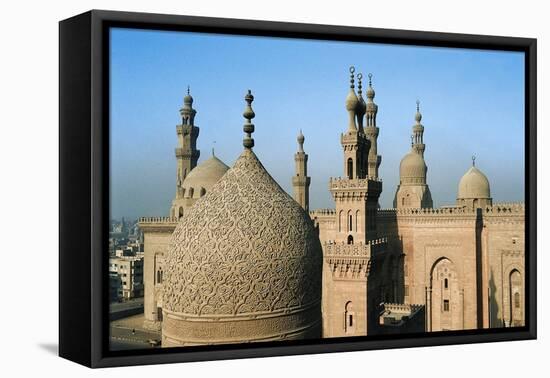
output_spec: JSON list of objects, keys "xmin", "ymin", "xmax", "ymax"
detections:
[
  {"xmin": 378, "ymin": 206, "xmax": 473, "ymax": 216},
  {"xmin": 323, "ymin": 237, "xmax": 387, "ymax": 258},
  {"xmin": 138, "ymin": 217, "xmax": 178, "ymax": 232},
  {"xmin": 329, "ymin": 177, "xmax": 382, "ymax": 197},
  {"xmin": 483, "ymin": 202, "xmax": 525, "ymax": 215},
  {"xmin": 378, "ymin": 302, "xmax": 425, "ymax": 328},
  {"xmin": 309, "ymin": 208, "xmax": 336, "ymax": 217}
]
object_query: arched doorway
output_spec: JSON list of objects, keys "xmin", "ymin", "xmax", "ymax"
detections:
[
  {"xmin": 509, "ymin": 269, "xmax": 523, "ymax": 327},
  {"xmin": 429, "ymin": 258, "xmax": 463, "ymax": 331}
]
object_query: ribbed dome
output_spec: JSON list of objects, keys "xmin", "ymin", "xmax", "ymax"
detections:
[
  {"xmin": 162, "ymin": 149, "xmax": 322, "ymax": 345},
  {"xmin": 181, "ymin": 156, "xmax": 229, "ymax": 199},
  {"xmin": 399, "ymin": 151, "xmax": 427, "ymax": 183},
  {"xmin": 458, "ymin": 166, "xmax": 491, "ymax": 199}
]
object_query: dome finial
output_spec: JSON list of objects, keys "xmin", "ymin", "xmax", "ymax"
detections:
[
  {"xmin": 472, "ymin": 155, "xmax": 476, "ymax": 167},
  {"xmin": 345, "ymin": 67, "xmax": 359, "ymax": 131},
  {"xmin": 366, "ymin": 73, "xmax": 375, "ymax": 100},
  {"xmin": 415, "ymin": 99, "xmax": 422, "ymax": 123},
  {"xmin": 297, "ymin": 129, "xmax": 305, "ymax": 152},
  {"xmin": 181, "ymin": 86, "xmax": 196, "ymax": 125},
  {"xmin": 243, "ymin": 90, "xmax": 255, "ymax": 150},
  {"xmin": 356, "ymin": 73, "xmax": 367, "ymax": 130},
  {"xmin": 187, "ymin": 85, "xmax": 190, "ymax": 96}
]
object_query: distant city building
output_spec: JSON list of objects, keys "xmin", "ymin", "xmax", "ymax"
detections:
[
  {"xmin": 109, "ymin": 255, "xmax": 144, "ymax": 300},
  {"xmin": 134, "ymin": 70, "xmax": 525, "ymax": 343},
  {"xmin": 109, "ymin": 272, "xmax": 122, "ymax": 302}
]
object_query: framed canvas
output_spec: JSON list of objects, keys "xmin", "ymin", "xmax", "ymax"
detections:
[{"xmin": 59, "ymin": 10, "xmax": 537, "ymax": 368}]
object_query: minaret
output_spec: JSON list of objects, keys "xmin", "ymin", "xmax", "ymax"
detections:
[
  {"xmin": 292, "ymin": 130, "xmax": 311, "ymax": 211},
  {"xmin": 363, "ymin": 73, "xmax": 381, "ymax": 180},
  {"xmin": 175, "ymin": 86, "xmax": 200, "ymax": 200},
  {"xmin": 330, "ymin": 66, "xmax": 381, "ymax": 244},
  {"xmin": 393, "ymin": 101, "xmax": 433, "ymax": 209},
  {"xmin": 342, "ymin": 67, "xmax": 369, "ymax": 180},
  {"xmin": 412, "ymin": 100, "xmax": 425, "ymax": 156},
  {"xmin": 321, "ymin": 67, "xmax": 385, "ymax": 339}
]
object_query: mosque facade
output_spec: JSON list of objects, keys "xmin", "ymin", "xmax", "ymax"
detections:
[{"xmin": 137, "ymin": 69, "xmax": 525, "ymax": 345}]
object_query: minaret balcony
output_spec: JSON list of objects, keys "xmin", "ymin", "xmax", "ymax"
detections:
[
  {"xmin": 341, "ymin": 132, "xmax": 370, "ymax": 146},
  {"xmin": 176, "ymin": 124, "xmax": 199, "ymax": 135},
  {"xmin": 329, "ymin": 177, "xmax": 382, "ymax": 193},
  {"xmin": 175, "ymin": 148, "xmax": 200, "ymax": 158},
  {"xmin": 292, "ymin": 176, "xmax": 311, "ymax": 186}
]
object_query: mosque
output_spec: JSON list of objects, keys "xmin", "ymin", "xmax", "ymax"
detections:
[{"xmin": 138, "ymin": 68, "xmax": 525, "ymax": 347}]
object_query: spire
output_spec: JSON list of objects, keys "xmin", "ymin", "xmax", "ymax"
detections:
[
  {"xmin": 243, "ymin": 90, "xmax": 255, "ymax": 150},
  {"xmin": 365, "ymin": 73, "xmax": 378, "ymax": 127},
  {"xmin": 472, "ymin": 155, "xmax": 476, "ymax": 167},
  {"xmin": 175, "ymin": 86, "xmax": 200, "ymax": 193},
  {"xmin": 415, "ymin": 99, "xmax": 422, "ymax": 124},
  {"xmin": 366, "ymin": 73, "xmax": 375, "ymax": 100},
  {"xmin": 345, "ymin": 66, "xmax": 359, "ymax": 131},
  {"xmin": 293, "ymin": 130, "xmax": 310, "ymax": 211},
  {"xmin": 411, "ymin": 100, "xmax": 426, "ymax": 156},
  {"xmin": 356, "ymin": 73, "xmax": 366, "ymax": 131},
  {"xmin": 180, "ymin": 86, "xmax": 196, "ymax": 125},
  {"xmin": 297, "ymin": 129, "xmax": 305, "ymax": 152}
]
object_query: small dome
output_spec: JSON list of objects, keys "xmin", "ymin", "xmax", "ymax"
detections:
[
  {"xmin": 181, "ymin": 156, "xmax": 229, "ymax": 199},
  {"xmin": 297, "ymin": 130, "xmax": 305, "ymax": 145},
  {"xmin": 163, "ymin": 149, "xmax": 322, "ymax": 345},
  {"xmin": 366, "ymin": 73, "xmax": 375, "ymax": 100},
  {"xmin": 458, "ymin": 166, "xmax": 491, "ymax": 199},
  {"xmin": 366, "ymin": 85, "xmax": 375, "ymax": 99},
  {"xmin": 399, "ymin": 151, "xmax": 427, "ymax": 182},
  {"xmin": 183, "ymin": 86, "xmax": 193, "ymax": 105}
]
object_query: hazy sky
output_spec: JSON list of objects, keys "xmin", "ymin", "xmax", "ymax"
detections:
[{"xmin": 110, "ymin": 28, "xmax": 525, "ymax": 220}]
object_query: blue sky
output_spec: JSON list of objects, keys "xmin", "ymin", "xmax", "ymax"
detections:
[{"xmin": 110, "ymin": 28, "xmax": 525, "ymax": 220}]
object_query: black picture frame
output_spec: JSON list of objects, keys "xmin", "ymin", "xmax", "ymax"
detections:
[{"xmin": 59, "ymin": 9, "xmax": 537, "ymax": 368}]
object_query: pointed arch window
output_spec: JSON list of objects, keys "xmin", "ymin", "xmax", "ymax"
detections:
[
  {"xmin": 345, "ymin": 301, "xmax": 355, "ymax": 333},
  {"xmin": 156, "ymin": 268, "xmax": 163, "ymax": 284}
]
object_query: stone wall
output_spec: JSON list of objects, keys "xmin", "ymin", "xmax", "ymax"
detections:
[{"xmin": 138, "ymin": 217, "xmax": 176, "ymax": 329}]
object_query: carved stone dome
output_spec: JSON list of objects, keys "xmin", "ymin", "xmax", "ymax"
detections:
[
  {"xmin": 399, "ymin": 151, "xmax": 427, "ymax": 184},
  {"xmin": 181, "ymin": 155, "xmax": 229, "ymax": 199},
  {"xmin": 458, "ymin": 166, "xmax": 491, "ymax": 199},
  {"xmin": 162, "ymin": 149, "xmax": 322, "ymax": 346}
]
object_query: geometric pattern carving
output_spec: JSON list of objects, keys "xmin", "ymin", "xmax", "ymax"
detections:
[{"xmin": 163, "ymin": 149, "xmax": 322, "ymax": 319}]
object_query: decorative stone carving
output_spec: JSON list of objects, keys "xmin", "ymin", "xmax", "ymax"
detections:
[{"xmin": 162, "ymin": 149, "xmax": 322, "ymax": 345}]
